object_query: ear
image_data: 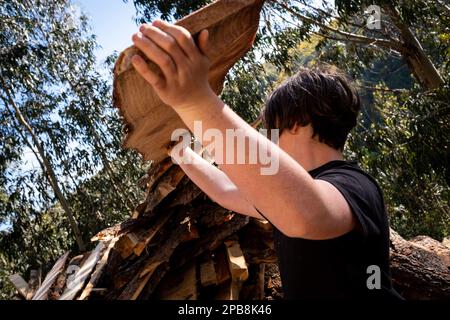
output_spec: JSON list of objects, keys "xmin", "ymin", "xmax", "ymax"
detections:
[{"xmin": 288, "ymin": 123, "xmax": 301, "ymax": 135}]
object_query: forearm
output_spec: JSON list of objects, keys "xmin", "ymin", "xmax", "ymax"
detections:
[
  {"xmin": 173, "ymin": 93, "xmax": 326, "ymax": 236},
  {"xmin": 172, "ymin": 144, "xmax": 263, "ymax": 219},
  {"xmin": 131, "ymin": 21, "xmax": 339, "ymax": 238}
]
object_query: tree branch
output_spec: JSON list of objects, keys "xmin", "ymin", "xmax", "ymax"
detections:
[{"xmin": 269, "ymin": 0, "xmax": 405, "ymax": 53}]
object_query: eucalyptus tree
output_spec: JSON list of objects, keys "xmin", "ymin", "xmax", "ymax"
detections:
[
  {"xmin": 126, "ymin": 0, "xmax": 446, "ymax": 89},
  {"xmin": 0, "ymin": 0, "xmax": 150, "ymax": 298}
]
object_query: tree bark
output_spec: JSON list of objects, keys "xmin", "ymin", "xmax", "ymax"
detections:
[
  {"xmin": 385, "ymin": 4, "xmax": 444, "ymax": 89},
  {"xmin": 389, "ymin": 229, "xmax": 450, "ymax": 300},
  {"xmin": 84, "ymin": 116, "xmax": 136, "ymax": 211}
]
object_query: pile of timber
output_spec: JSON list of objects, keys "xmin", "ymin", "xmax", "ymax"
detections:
[
  {"xmin": 9, "ymin": 158, "xmax": 278, "ymax": 300},
  {"xmin": 9, "ymin": 0, "xmax": 450, "ymax": 300},
  {"xmin": 9, "ymin": 157, "xmax": 450, "ymax": 300}
]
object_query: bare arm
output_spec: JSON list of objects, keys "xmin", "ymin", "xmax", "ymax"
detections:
[
  {"xmin": 170, "ymin": 143, "xmax": 264, "ymax": 219},
  {"xmin": 131, "ymin": 21, "xmax": 355, "ymax": 239}
]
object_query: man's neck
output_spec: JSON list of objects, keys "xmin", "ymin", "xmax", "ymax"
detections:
[{"xmin": 287, "ymin": 140, "xmax": 344, "ymax": 172}]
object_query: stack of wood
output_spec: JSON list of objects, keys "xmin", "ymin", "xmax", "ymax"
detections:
[
  {"xmin": 10, "ymin": 158, "xmax": 278, "ymax": 300},
  {"xmin": 8, "ymin": 161, "xmax": 450, "ymax": 300},
  {"xmin": 9, "ymin": 0, "xmax": 450, "ymax": 301}
]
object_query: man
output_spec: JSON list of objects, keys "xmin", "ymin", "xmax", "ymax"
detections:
[{"xmin": 130, "ymin": 20, "xmax": 401, "ymax": 299}]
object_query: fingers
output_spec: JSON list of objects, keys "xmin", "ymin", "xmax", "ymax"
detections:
[
  {"xmin": 132, "ymin": 31, "xmax": 176, "ymax": 81},
  {"xmin": 140, "ymin": 24, "xmax": 189, "ymax": 68},
  {"xmin": 131, "ymin": 55, "xmax": 165, "ymax": 89},
  {"xmin": 197, "ymin": 29, "xmax": 209, "ymax": 56},
  {"xmin": 152, "ymin": 20, "xmax": 199, "ymax": 60}
]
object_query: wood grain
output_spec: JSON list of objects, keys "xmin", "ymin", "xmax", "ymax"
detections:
[{"xmin": 113, "ymin": 0, "xmax": 265, "ymax": 164}]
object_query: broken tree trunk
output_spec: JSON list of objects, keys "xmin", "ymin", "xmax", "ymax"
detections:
[{"xmin": 113, "ymin": 0, "xmax": 265, "ymax": 163}]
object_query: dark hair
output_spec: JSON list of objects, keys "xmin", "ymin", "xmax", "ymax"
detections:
[{"xmin": 261, "ymin": 66, "xmax": 361, "ymax": 150}]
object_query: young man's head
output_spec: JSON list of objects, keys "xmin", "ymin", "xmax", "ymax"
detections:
[{"xmin": 261, "ymin": 66, "xmax": 361, "ymax": 152}]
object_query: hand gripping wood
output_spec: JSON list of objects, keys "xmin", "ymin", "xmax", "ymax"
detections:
[{"xmin": 113, "ymin": 0, "xmax": 265, "ymax": 164}]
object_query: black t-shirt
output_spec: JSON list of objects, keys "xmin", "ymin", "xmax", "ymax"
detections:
[{"xmin": 256, "ymin": 160, "xmax": 402, "ymax": 300}]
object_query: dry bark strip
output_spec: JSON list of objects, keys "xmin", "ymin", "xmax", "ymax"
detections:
[
  {"xmin": 78, "ymin": 239, "xmax": 118, "ymax": 300},
  {"xmin": 9, "ymin": 274, "xmax": 29, "ymax": 299},
  {"xmin": 32, "ymin": 251, "xmax": 70, "ymax": 300},
  {"xmin": 59, "ymin": 242, "xmax": 105, "ymax": 300}
]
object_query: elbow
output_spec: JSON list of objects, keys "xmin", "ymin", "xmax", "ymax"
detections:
[
  {"xmin": 209, "ymin": 194, "xmax": 232, "ymax": 211},
  {"xmin": 209, "ymin": 188, "xmax": 236, "ymax": 211},
  {"xmin": 275, "ymin": 211, "xmax": 319, "ymax": 239},
  {"xmin": 277, "ymin": 222, "xmax": 309, "ymax": 239}
]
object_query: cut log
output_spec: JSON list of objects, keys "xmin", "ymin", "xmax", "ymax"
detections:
[
  {"xmin": 389, "ymin": 229, "xmax": 450, "ymax": 300},
  {"xmin": 127, "ymin": 261, "xmax": 162, "ymax": 300},
  {"xmin": 214, "ymin": 246, "xmax": 231, "ymax": 285},
  {"xmin": 133, "ymin": 212, "xmax": 174, "ymax": 257},
  {"xmin": 47, "ymin": 271, "xmax": 66, "ymax": 300},
  {"xmin": 214, "ymin": 281, "xmax": 233, "ymax": 300},
  {"xmin": 139, "ymin": 157, "xmax": 174, "ymax": 191},
  {"xmin": 255, "ymin": 264, "xmax": 266, "ymax": 300},
  {"xmin": 170, "ymin": 214, "xmax": 249, "ymax": 270},
  {"xmin": 264, "ymin": 263, "xmax": 283, "ymax": 300},
  {"xmin": 115, "ymin": 232, "xmax": 141, "ymax": 259},
  {"xmin": 116, "ymin": 209, "xmax": 200, "ymax": 300},
  {"xmin": 113, "ymin": 0, "xmax": 265, "ymax": 164},
  {"xmin": 240, "ymin": 263, "xmax": 266, "ymax": 300},
  {"xmin": 144, "ymin": 165, "xmax": 186, "ymax": 213},
  {"xmin": 200, "ymin": 255, "xmax": 218, "ymax": 287},
  {"xmin": 26, "ymin": 269, "xmax": 41, "ymax": 299},
  {"xmin": 78, "ymin": 238, "xmax": 119, "ymax": 300},
  {"xmin": 157, "ymin": 261, "xmax": 198, "ymax": 300},
  {"xmin": 224, "ymin": 238, "xmax": 249, "ymax": 299}
]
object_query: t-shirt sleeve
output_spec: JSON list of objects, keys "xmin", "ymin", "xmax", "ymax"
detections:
[{"xmin": 316, "ymin": 170, "xmax": 384, "ymax": 238}]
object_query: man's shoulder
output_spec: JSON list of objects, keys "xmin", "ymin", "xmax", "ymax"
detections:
[
  {"xmin": 312, "ymin": 160, "xmax": 388, "ymax": 237},
  {"xmin": 312, "ymin": 160, "xmax": 382, "ymax": 195},
  {"xmin": 310, "ymin": 160, "xmax": 383, "ymax": 201}
]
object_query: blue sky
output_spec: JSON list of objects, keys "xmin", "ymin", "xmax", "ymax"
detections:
[
  {"xmin": 0, "ymin": 1, "xmax": 141, "ymax": 232},
  {"xmin": 17, "ymin": 1, "xmax": 138, "ymax": 181},
  {"xmin": 75, "ymin": 0, "xmax": 138, "ymax": 62}
]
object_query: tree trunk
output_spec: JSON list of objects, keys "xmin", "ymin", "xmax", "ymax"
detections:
[
  {"xmin": 0, "ymin": 82, "xmax": 86, "ymax": 252},
  {"xmin": 273, "ymin": 0, "xmax": 444, "ymax": 90},
  {"xmin": 389, "ymin": 229, "xmax": 450, "ymax": 299},
  {"xmin": 85, "ymin": 117, "xmax": 136, "ymax": 211},
  {"xmin": 385, "ymin": 4, "xmax": 444, "ymax": 90}
]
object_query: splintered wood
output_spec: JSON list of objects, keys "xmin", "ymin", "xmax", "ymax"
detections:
[
  {"xmin": 12, "ymin": 158, "xmax": 450, "ymax": 300},
  {"xmin": 9, "ymin": 0, "xmax": 450, "ymax": 301},
  {"xmin": 113, "ymin": 0, "xmax": 265, "ymax": 163},
  {"xmin": 9, "ymin": 152, "xmax": 450, "ymax": 301}
]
